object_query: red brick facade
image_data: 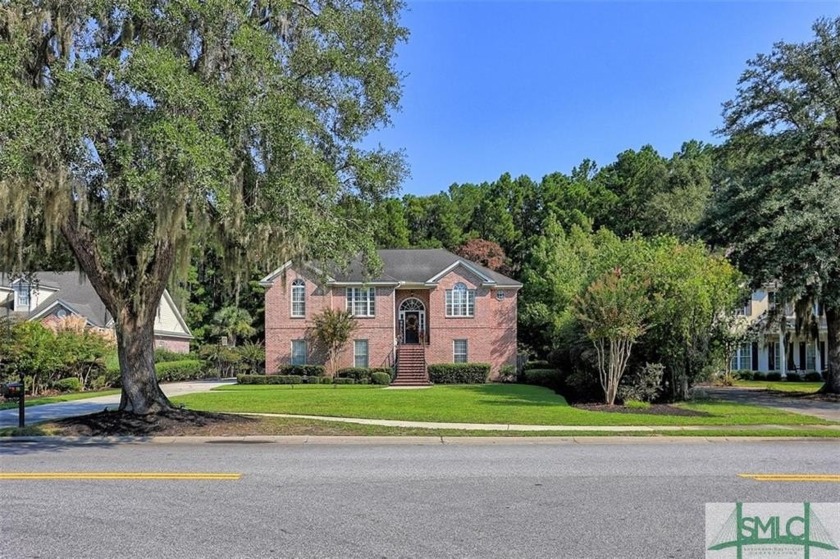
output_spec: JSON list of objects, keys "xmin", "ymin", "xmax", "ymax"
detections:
[
  {"xmin": 153, "ymin": 336, "xmax": 191, "ymax": 354},
  {"xmin": 264, "ymin": 263, "xmax": 518, "ymax": 377}
]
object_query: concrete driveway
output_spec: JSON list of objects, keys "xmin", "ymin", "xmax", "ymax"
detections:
[
  {"xmin": 704, "ymin": 386, "xmax": 840, "ymax": 422},
  {"xmin": 0, "ymin": 379, "xmax": 234, "ymax": 428}
]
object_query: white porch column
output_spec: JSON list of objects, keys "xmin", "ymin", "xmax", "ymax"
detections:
[{"xmin": 779, "ymin": 330, "xmax": 786, "ymax": 376}]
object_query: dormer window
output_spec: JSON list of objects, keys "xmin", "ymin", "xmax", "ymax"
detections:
[{"xmin": 13, "ymin": 282, "xmax": 31, "ymax": 311}]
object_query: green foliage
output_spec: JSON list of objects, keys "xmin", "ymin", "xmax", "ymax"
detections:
[
  {"xmin": 623, "ymin": 400, "xmax": 651, "ymax": 410},
  {"xmin": 333, "ymin": 378, "xmax": 356, "ymax": 385},
  {"xmin": 522, "ymin": 369, "xmax": 562, "ymax": 389},
  {"xmin": 278, "ymin": 365, "xmax": 326, "ymax": 377},
  {"xmin": 198, "ymin": 345, "xmax": 243, "ymax": 378},
  {"xmin": 734, "ymin": 370, "xmax": 754, "ymax": 381},
  {"xmin": 237, "ymin": 374, "xmax": 266, "ymax": 385},
  {"xmin": 155, "ymin": 360, "xmax": 208, "ymax": 382},
  {"xmin": 753, "ymin": 372, "xmax": 767, "ymax": 381},
  {"xmin": 370, "ymin": 372, "xmax": 392, "ymax": 385},
  {"xmin": 310, "ymin": 309, "xmax": 358, "ymax": 376},
  {"xmin": 618, "ymin": 363, "xmax": 664, "ymax": 403},
  {"xmin": 766, "ymin": 372, "xmax": 783, "ymax": 382},
  {"xmin": 53, "ymin": 377, "xmax": 82, "ymax": 393},
  {"xmin": 427, "ymin": 364, "xmax": 490, "ymax": 384},
  {"xmin": 336, "ymin": 367, "xmax": 391, "ymax": 381},
  {"xmin": 804, "ymin": 372, "xmax": 824, "ymax": 382},
  {"xmin": 785, "ymin": 373, "xmax": 802, "ymax": 382},
  {"xmin": 210, "ymin": 307, "xmax": 256, "ymax": 347},
  {"xmin": 237, "ymin": 341, "xmax": 266, "ymax": 374},
  {"xmin": 154, "ymin": 349, "xmax": 189, "ymax": 363}
]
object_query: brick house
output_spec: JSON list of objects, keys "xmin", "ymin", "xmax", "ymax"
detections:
[
  {"xmin": 260, "ymin": 249, "xmax": 521, "ymax": 384},
  {"xmin": 0, "ymin": 272, "xmax": 193, "ymax": 353}
]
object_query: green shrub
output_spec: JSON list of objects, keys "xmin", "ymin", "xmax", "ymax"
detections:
[
  {"xmin": 53, "ymin": 377, "xmax": 82, "ymax": 392},
  {"xmin": 278, "ymin": 365, "xmax": 326, "ymax": 377},
  {"xmin": 785, "ymin": 372, "xmax": 802, "ymax": 382},
  {"xmin": 336, "ymin": 367, "xmax": 391, "ymax": 381},
  {"xmin": 752, "ymin": 372, "xmax": 767, "ymax": 381},
  {"xmin": 333, "ymin": 378, "xmax": 356, "ymax": 385},
  {"xmin": 498, "ymin": 364, "xmax": 516, "ymax": 383},
  {"xmin": 267, "ymin": 375, "xmax": 304, "ymax": 384},
  {"xmin": 427, "ymin": 363, "xmax": 489, "ymax": 384},
  {"xmin": 559, "ymin": 368, "xmax": 602, "ymax": 402},
  {"xmin": 154, "ymin": 349, "xmax": 189, "ymax": 363},
  {"xmin": 155, "ymin": 360, "xmax": 207, "ymax": 382},
  {"xmin": 618, "ymin": 363, "xmax": 664, "ymax": 403},
  {"xmin": 523, "ymin": 369, "xmax": 561, "ymax": 388},
  {"xmin": 318, "ymin": 377, "xmax": 334, "ymax": 384},
  {"xmin": 623, "ymin": 399, "xmax": 650, "ymax": 410},
  {"xmin": 766, "ymin": 372, "xmax": 783, "ymax": 381},
  {"xmin": 370, "ymin": 372, "xmax": 391, "ymax": 385},
  {"xmin": 524, "ymin": 360, "xmax": 550, "ymax": 371},
  {"xmin": 237, "ymin": 374, "xmax": 266, "ymax": 385},
  {"xmin": 804, "ymin": 371, "xmax": 823, "ymax": 382},
  {"xmin": 732, "ymin": 370, "xmax": 753, "ymax": 381}
]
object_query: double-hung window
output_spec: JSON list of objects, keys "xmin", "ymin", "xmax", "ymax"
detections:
[
  {"xmin": 291, "ymin": 279, "xmax": 306, "ymax": 317},
  {"xmin": 346, "ymin": 287, "xmax": 376, "ymax": 317},
  {"xmin": 445, "ymin": 283, "xmax": 475, "ymax": 317},
  {"xmin": 14, "ymin": 282, "xmax": 31, "ymax": 310},
  {"xmin": 453, "ymin": 340, "xmax": 468, "ymax": 363},
  {"xmin": 291, "ymin": 340, "xmax": 307, "ymax": 365},
  {"xmin": 354, "ymin": 340, "xmax": 369, "ymax": 368}
]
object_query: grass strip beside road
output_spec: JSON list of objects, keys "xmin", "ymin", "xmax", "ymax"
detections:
[
  {"xmin": 172, "ymin": 384, "xmax": 834, "ymax": 427},
  {"xmin": 731, "ymin": 380, "xmax": 823, "ymax": 393}
]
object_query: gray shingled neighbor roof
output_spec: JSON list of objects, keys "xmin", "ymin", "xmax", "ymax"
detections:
[
  {"xmin": 295, "ymin": 249, "xmax": 521, "ymax": 287},
  {"xmin": 1, "ymin": 272, "xmax": 112, "ymax": 327}
]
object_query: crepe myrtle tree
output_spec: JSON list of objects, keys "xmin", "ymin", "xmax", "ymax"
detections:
[
  {"xmin": 705, "ymin": 17, "xmax": 840, "ymax": 394},
  {"xmin": 0, "ymin": 0, "xmax": 408, "ymax": 413}
]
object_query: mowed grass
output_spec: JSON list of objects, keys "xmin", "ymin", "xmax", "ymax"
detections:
[
  {"xmin": 732, "ymin": 380, "xmax": 823, "ymax": 393},
  {"xmin": 172, "ymin": 384, "xmax": 833, "ymax": 426}
]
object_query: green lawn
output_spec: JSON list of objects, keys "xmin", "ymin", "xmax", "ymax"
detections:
[
  {"xmin": 0, "ymin": 389, "xmax": 121, "ymax": 410},
  {"xmin": 732, "ymin": 380, "xmax": 823, "ymax": 393},
  {"xmin": 172, "ymin": 384, "xmax": 833, "ymax": 426}
]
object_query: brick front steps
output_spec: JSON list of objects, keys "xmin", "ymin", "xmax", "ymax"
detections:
[{"xmin": 392, "ymin": 345, "xmax": 430, "ymax": 386}]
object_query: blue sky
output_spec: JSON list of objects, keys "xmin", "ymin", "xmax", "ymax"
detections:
[{"xmin": 366, "ymin": 1, "xmax": 838, "ymax": 196}]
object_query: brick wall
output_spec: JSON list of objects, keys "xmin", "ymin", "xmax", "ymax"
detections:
[{"xmin": 154, "ymin": 336, "xmax": 190, "ymax": 354}]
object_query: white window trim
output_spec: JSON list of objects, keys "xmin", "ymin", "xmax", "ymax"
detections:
[
  {"xmin": 13, "ymin": 281, "xmax": 32, "ymax": 311},
  {"xmin": 445, "ymin": 283, "xmax": 475, "ymax": 318},
  {"xmin": 346, "ymin": 287, "xmax": 376, "ymax": 317},
  {"xmin": 291, "ymin": 279, "xmax": 306, "ymax": 318},
  {"xmin": 354, "ymin": 339, "xmax": 369, "ymax": 369},
  {"xmin": 453, "ymin": 339, "xmax": 468, "ymax": 363}
]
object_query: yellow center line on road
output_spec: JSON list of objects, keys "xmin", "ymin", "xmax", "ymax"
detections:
[
  {"xmin": 0, "ymin": 472, "xmax": 241, "ymax": 480},
  {"xmin": 739, "ymin": 473, "xmax": 840, "ymax": 483}
]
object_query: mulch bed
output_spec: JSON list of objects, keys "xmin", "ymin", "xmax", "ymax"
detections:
[
  {"xmin": 52, "ymin": 409, "xmax": 257, "ymax": 437},
  {"xmin": 572, "ymin": 403, "xmax": 711, "ymax": 417}
]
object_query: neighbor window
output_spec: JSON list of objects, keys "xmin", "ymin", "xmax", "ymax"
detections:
[
  {"xmin": 13, "ymin": 282, "xmax": 30, "ymax": 310},
  {"xmin": 453, "ymin": 339, "xmax": 468, "ymax": 363},
  {"xmin": 354, "ymin": 340, "xmax": 369, "ymax": 368},
  {"xmin": 730, "ymin": 342, "xmax": 751, "ymax": 371},
  {"xmin": 291, "ymin": 340, "xmax": 307, "ymax": 365},
  {"xmin": 445, "ymin": 283, "xmax": 475, "ymax": 317},
  {"xmin": 291, "ymin": 279, "xmax": 306, "ymax": 317},
  {"xmin": 346, "ymin": 287, "xmax": 376, "ymax": 317}
]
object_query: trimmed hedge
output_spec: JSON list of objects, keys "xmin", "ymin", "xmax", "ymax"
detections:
[
  {"xmin": 522, "ymin": 369, "xmax": 562, "ymax": 388},
  {"xmin": 154, "ymin": 349, "xmax": 191, "ymax": 363},
  {"xmin": 785, "ymin": 372, "xmax": 802, "ymax": 382},
  {"xmin": 427, "ymin": 363, "xmax": 490, "ymax": 384},
  {"xmin": 333, "ymin": 378, "xmax": 356, "ymax": 385},
  {"xmin": 278, "ymin": 365, "xmax": 326, "ymax": 377},
  {"xmin": 237, "ymin": 374, "xmax": 309, "ymax": 384},
  {"xmin": 336, "ymin": 367, "xmax": 392, "ymax": 381},
  {"xmin": 156, "ymin": 360, "xmax": 207, "ymax": 382},
  {"xmin": 523, "ymin": 360, "xmax": 551, "ymax": 371},
  {"xmin": 766, "ymin": 372, "xmax": 783, "ymax": 381},
  {"xmin": 53, "ymin": 377, "xmax": 82, "ymax": 392},
  {"xmin": 804, "ymin": 371, "xmax": 824, "ymax": 382},
  {"xmin": 371, "ymin": 372, "xmax": 391, "ymax": 385}
]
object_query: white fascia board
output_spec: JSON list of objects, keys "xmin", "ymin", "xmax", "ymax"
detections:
[
  {"xmin": 153, "ymin": 330, "xmax": 194, "ymax": 340},
  {"xmin": 28, "ymin": 300, "xmax": 78, "ymax": 322},
  {"xmin": 162, "ymin": 289, "xmax": 193, "ymax": 337},
  {"xmin": 427, "ymin": 260, "xmax": 493, "ymax": 284},
  {"xmin": 259, "ymin": 261, "xmax": 293, "ymax": 286}
]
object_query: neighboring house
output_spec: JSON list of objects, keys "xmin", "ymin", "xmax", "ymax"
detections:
[
  {"xmin": 260, "ymin": 249, "xmax": 522, "ymax": 385},
  {"xmin": 730, "ymin": 286, "xmax": 828, "ymax": 374},
  {"xmin": 0, "ymin": 272, "xmax": 193, "ymax": 353}
]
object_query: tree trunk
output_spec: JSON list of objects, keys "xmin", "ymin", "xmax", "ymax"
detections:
[
  {"xmin": 116, "ymin": 314, "xmax": 173, "ymax": 413},
  {"xmin": 819, "ymin": 307, "xmax": 840, "ymax": 395}
]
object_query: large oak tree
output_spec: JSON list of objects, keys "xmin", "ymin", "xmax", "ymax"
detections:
[
  {"xmin": 706, "ymin": 17, "xmax": 840, "ymax": 394},
  {"xmin": 0, "ymin": 0, "xmax": 407, "ymax": 412}
]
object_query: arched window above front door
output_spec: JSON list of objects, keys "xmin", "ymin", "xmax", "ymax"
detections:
[{"xmin": 400, "ymin": 298, "xmax": 425, "ymax": 311}]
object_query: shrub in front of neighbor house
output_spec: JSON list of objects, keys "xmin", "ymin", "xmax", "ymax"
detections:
[
  {"xmin": 53, "ymin": 377, "xmax": 82, "ymax": 392},
  {"xmin": 332, "ymin": 378, "xmax": 356, "ymax": 385},
  {"xmin": 266, "ymin": 375, "xmax": 304, "ymax": 384},
  {"xmin": 278, "ymin": 365, "xmax": 326, "ymax": 377},
  {"xmin": 523, "ymin": 360, "xmax": 551, "ymax": 371},
  {"xmin": 237, "ymin": 374, "xmax": 267, "ymax": 385},
  {"xmin": 733, "ymin": 370, "xmax": 754, "ymax": 381},
  {"xmin": 370, "ymin": 372, "xmax": 391, "ymax": 385},
  {"xmin": 618, "ymin": 363, "xmax": 664, "ymax": 403},
  {"xmin": 523, "ymin": 369, "xmax": 562, "ymax": 389},
  {"xmin": 785, "ymin": 372, "xmax": 802, "ymax": 382},
  {"xmin": 318, "ymin": 376, "xmax": 334, "ymax": 384},
  {"xmin": 766, "ymin": 372, "xmax": 783, "ymax": 381},
  {"xmin": 752, "ymin": 372, "xmax": 767, "ymax": 381},
  {"xmin": 154, "ymin": 348, "xmax": 189, "ymax": 363},
  {"xmin": 155, "ymin": 360, "xmax": 208, "ymax": 382},
  {"xmin": 427, "ymin": 363, "xmax": 490, "ymax": 384},
  {"xmin": 497, "ymin": 364, "xmax": 516, "ymax": 383},
  {"xmin": 804, "ymin": 371, "xmax": 823, "ymax": 382}
]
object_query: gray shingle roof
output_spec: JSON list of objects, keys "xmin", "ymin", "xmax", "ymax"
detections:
[
  {"xmin": 1, "ymin": 272, "xmax": 112, "ymax": 327},
  {"xmin": 284, "ymin": 249, "xmax": 522, "ymax": 287}
]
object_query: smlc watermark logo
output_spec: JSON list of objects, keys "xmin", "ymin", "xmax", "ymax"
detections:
[{"xmin": 706, "ymin": 503, "xmax": 840, "ymax": 559}]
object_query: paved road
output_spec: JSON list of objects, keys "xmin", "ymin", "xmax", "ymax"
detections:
[
  {"xmin": 1, "ymin": 439, "xmax": 838, "ymax": 558},
  {"xmin": 704, "ymin": 386, "xmax": 840, "ymax": 422},
  {"xmin": 0, "ymin": 380, "xmax": 235, "ymax": 428}
]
